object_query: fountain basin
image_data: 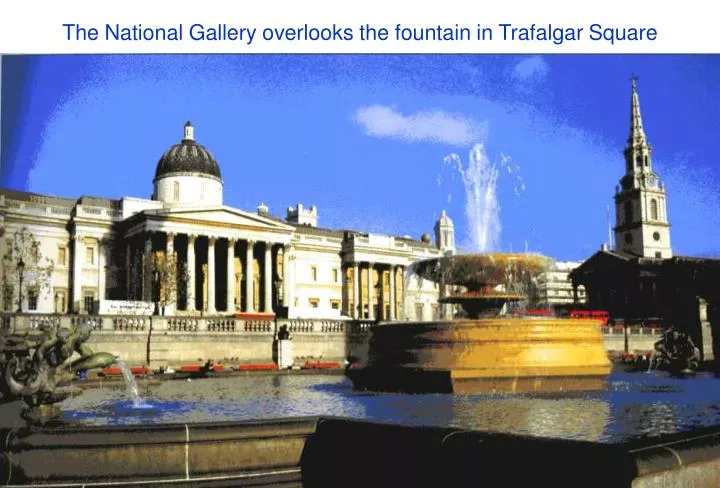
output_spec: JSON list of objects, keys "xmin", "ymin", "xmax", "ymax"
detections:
[
  {"xmin": 4, "ymin": 415, "xmax": 720, "ymax": 487},
  {"xmin": 349, "ymin": 318, "xmax": 612, "ymax": 394}
]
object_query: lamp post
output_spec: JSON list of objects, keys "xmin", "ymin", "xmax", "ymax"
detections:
[{"xmin": 17, "ymin": 258, "xmax": 25, "ymax": 313}]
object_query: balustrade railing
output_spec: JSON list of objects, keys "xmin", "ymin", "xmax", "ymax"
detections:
[{"xmin": 0, "ymin": 313, "xmax": 375, "ymax": 337}]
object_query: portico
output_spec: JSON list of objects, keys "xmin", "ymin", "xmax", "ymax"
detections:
[{"xmin": 121, "ymin": 206, "xmax": 293, "ymax": 315}]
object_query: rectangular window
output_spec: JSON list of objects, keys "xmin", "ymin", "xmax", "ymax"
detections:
[
  {"xmin": 330, "ymin": 300, "xmax": 341, "ymax": 310},
  {"xmin": 311, "ymin": 266, "xmax": 318, "ymax": 282},
  {"xmin": 86, "ymin": 247, "xmax": 95, "ymax": 266},
  {"xmin": 28, "ymin": 289, "xmax": 38, "ymax": 311},
  {"xmin": 54, "ymin": 289, "xmax": 67, "ymax": 314},
  {"xmin": 83, "ymin": 292, "xmax": 95, "ymax": 313},
  {"xmin": 414, "ymin": 303, "xmax": 424, "ymax": 320},
  {"xmin": 309, "ymin": 298, "xmax": 320, "ymax": 308},
  {"xmin": 57, "ymin": 247, "xmax": 67, "ymax": 266},
  {"xmin": 30, "ymin": 245, "xmax": 39, "ymax": 264},
  {"xmin": 332, "ymin": 268, "xmax": 339, "ymax": 283}
]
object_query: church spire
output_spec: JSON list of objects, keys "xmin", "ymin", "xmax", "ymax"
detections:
[{"xmin": 627, "ymin": 75, "xmax": 647, "ymax": 148}]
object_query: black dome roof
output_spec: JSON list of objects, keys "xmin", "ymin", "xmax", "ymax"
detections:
[{"xmin": 154, "ymin": 122, "xmax": 222, "ymax": 181}]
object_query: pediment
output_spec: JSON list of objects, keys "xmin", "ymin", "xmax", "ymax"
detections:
[{"xmin": 147, "ymin": 206, "xmax": 294, "ymax": 232}]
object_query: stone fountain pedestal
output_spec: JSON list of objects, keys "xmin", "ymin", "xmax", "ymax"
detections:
[{"xmin": 349, "ymin": 253, "xmax": 612, "ymax": 394}]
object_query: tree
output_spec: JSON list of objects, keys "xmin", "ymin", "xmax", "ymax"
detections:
[
  {"xmin": 2, "ymin": 226, "xmax": 54, "ymax": 312},
  {"xmin": 151, "ymin": 250, "xmax": 188, "ymax": 315}
]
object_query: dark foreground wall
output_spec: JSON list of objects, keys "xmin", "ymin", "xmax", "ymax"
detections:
[{"xmin": 3, "ymin": 416, "xmax": 720, "ymax": 487}]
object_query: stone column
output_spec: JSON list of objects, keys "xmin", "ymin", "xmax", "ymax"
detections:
[
  {"xmin": 186, "ymin": 234, "xmax": 196, "ymax": 311},
  {"xmin": 367, "ymin": 263, "xmax": 375, "ymax": 320},
  {"xmin": 353, "ymin": 263, "xmax": 360, "ymax": 319},
  {"xmin": 97, "ymin": 238, "xmax": 106, "ymax": 302},
  {"xmin": 226, "ymin": 238, "xmax": 236, "ymax": 312},
  {"xmin": 166, "ymin": 233, "xmax": 176, "ymax": 308},
  {"xmin": 207, "ymin": 237, "xmax": 216, "ymax": 313},
  {"xmin": 398, "ymin": 265, "xmax": 405, "ymax": 320},
  {"xmin": 72, "ymin": 235, "xmax": 83, "ymax": 313},
  {"xmin": 389, "ymin": 265, "xmax": 396, "ymax": 320},
  {"xmin": 282, "ymin": 245, "xmax": 291, "ymax": 307},
  {"xmin": 245, "ymin": 240, "xmax": 255, "ymax": 313},
  {"xmin": 572, "ymin": 282, "xmax": 579, "ymax": 304},
  {"xmin": 125, "ymin": 242, "xmax": 132, "ymax": 299},
  {"xmin": 143, "ymin": 235, "xmax": 153, "ymax": 302},
  {"xmin": 264, "ymin": 242, "xmax": 273, "ymax": 313}
]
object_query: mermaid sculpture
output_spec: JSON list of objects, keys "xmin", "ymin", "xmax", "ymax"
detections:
[{"xmin": 1, "ymin": 322, "xmax": 117, "ymax": 422}]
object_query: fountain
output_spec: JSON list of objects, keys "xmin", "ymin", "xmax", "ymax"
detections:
[
  {"xmin": 0, "ymin": 322, "xmax": 118, "ymax": 424},
  {"xmin": 348, "ymin": 253, "xmax": 612, "ymax": 394}
]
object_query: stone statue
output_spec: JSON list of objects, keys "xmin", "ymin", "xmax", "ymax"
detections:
[
  {"xmin": 651, "ymin": 327, "xmax": 701, "ymax": 375},
  {"xmin": 0, "ymin": 322, "xmax": 117, "ymax": 422}
]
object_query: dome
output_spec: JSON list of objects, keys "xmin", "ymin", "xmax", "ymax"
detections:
[
  {"xmin": 154, "ymin": 122, "xmax": 222, "ymax": 181},
  {"xmin": 421, "ymin": 233, "xmax": 432, "ymax": 243}
]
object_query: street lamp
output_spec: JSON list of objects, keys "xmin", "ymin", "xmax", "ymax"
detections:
[{"xmin": 17, "ymin": 258, "xmax": 25, "ymax": 313}]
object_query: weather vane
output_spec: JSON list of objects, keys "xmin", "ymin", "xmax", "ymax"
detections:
[{"xmin": 630, "ymin": 73, "xmax": 639, "ymax": 88}]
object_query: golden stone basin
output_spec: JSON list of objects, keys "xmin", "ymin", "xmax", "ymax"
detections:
[
  {"xmin": 413, "ymin": 253, "xmax": 552, "ymax": 290},
  {"xmin": 348, "ymin": 253, "xmax": 612, "ymax": 394}
]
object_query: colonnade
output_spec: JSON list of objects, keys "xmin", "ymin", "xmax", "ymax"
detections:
[
  {"xmin": 345, "ymin": 262, "xmax": 405, "ymax": 320},
  {"xmin": 124, "ymin": 232, "xmax": 287, "ymax": 314}
]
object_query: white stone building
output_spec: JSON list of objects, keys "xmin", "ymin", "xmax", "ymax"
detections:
[
  {"xmin": 536, "ymin": 261, "xmax": 586, "ymax": 307},
  {"xmin": 0, "ymin": 122, "xmax": 452, "ymax": 321}
]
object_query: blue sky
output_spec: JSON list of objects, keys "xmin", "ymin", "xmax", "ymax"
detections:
[{"xmin": 2, "ymin": 55, "xmax": 719, "ymax": 260}]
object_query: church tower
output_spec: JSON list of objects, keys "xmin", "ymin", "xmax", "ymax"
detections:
[{"xmin": 613, "ymin": 76, "xmax": 672, "ymax": 258}]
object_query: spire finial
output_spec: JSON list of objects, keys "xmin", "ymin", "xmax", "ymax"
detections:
[
  {"xmin": 183, "ymin": 121, "xmax": 195, "ymax": 141},
  {"xmin": 627, "ymin": 74, "xmax": 646, "ymax": 146}
]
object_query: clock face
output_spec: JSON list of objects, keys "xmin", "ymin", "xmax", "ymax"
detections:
[{"xmin": 646, "ymin": 175, "xmax": 658, "ymax": 187}]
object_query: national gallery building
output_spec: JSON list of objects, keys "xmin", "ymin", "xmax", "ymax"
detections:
[{"xmin": 0, "ymin": 122, "xmax": 454, "ymax": 321}]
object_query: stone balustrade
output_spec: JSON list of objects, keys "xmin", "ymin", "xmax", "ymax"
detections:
[{"xmin": 0, "ymin": 313, "xmax": 375, "ymax": 338}]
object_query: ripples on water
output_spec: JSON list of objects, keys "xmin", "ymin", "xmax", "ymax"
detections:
[{"xmin": 61, "ymin": 372, "xmax": 720, "ymax": 444}]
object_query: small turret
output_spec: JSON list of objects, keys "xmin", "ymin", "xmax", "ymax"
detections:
[{"xmin": 434, "ymin": 210, "xmax": 455, "ymax": 255}]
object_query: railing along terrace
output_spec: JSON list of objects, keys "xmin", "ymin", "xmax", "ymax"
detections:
[{"xmin": 1, "ymin": 313, "xmax": 377, "ymax": 337}]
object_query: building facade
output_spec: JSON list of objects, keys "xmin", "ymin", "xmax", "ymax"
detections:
[
  {"xmin": 0, "ymin": 122, "xmax": 450, "ymax": 321},
  {"xmin": 536, "ymin": 261, "xmax": 586, "ymax": 308}
]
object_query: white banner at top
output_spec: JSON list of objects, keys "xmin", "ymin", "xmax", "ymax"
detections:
[{"xmin": 0, "ymin": 0, "xmax": 717, "ymax": 54}]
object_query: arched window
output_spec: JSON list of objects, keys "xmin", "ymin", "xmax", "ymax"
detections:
[
  {"xmin": 173, "ymin": 182, "xmax": 180, "ymax": 201},
  {"xmin": 650, "ymin": 199, "xmax": 658, "ymax": 220}
]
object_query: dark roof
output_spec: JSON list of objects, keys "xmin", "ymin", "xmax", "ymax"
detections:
[{"xmin": 155, "ymin": 131, "xmax": 221, "ymax": 181}]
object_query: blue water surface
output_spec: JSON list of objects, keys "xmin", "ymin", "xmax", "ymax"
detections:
[{"xmin": 60, "ymin": 371, "xmax": 720, "ymax": 444}]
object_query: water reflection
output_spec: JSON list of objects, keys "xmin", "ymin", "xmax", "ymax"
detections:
[{"xmin": 61, "ymin": 372, "xmax": 720, "ymax": 443}]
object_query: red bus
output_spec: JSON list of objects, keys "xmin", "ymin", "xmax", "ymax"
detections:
[
  {"xmin": 569, "ymin": 310, "xmax": 610, "ymax": 326},
  {"xmin": 510, "ymin": 308, "xmax": 555, "ymax": 317}
]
